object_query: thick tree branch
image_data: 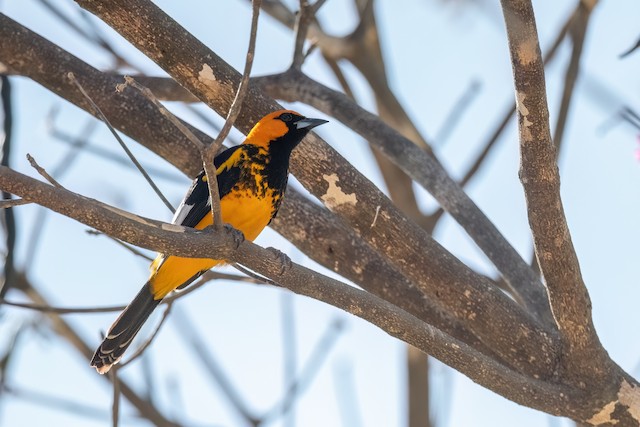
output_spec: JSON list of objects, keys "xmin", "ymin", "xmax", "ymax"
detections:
[
  {"xmin": 500, "ymin": 0, "xmax": 615, "ymax": 402},
  {"xmin": 68, "ymin": 1, "xmax": 557, "ymax": 376},
  {"xmin": 275, "ymin": 190, "xmax": 498, "ymax": 358},
  {"xmin": 500, "ymin": 0, "xmax": 603, "ymax": 357},
  {"xmin": 0, "ymin": 15, "xmax": 201, "ymax": 177},
  {"xmin": 0, "ymin": 165, "xmax": 575, "ymax": 412},
  {"xmin": 0, "ymin": 8, "xmax": 555, "ymax": 377},
  {"xmin": 0, "ymin": 13, "xmax": 458, "ymax": 346},
  {"xmin": 254, "ymin": 69, "xmax": 554, "ymax": 326}
]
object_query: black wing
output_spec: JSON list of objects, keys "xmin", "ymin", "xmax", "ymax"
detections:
[{"xmin": 171, "ymin": 145, "xmax": 243, "ymax": 228}]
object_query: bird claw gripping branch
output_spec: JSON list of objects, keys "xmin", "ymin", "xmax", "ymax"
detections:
[
  {"xmin": 223, "ymin": 223, "xmax": 245, "ymax": 250},
  {"xmin": 267, "ymin": 247, "xmax": 292, "ymax": 276}
]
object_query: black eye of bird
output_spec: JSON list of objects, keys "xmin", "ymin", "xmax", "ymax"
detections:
[{"xmin": 279, "ymin": 113, "xmax": 294, "ymax": 122}]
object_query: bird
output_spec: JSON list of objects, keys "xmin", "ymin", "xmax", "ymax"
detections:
[{"xmin": 91, "ymin": 110, "xmax": 327, "ymax": 374}]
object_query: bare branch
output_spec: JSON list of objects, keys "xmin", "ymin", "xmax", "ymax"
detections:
[
  {"xmin": 119, "ymin": 76, "xmax": 207, "ymax": 150},
  {"xmin": 172, "ymin": 307, "xmax": 258, "ymax": 425},
  {"xmin": 291, "ymin": 0, "xmax": 325, "ymax": 69},
  {"xmin": 0, "ymin": 198, "xmax": 30, "ymax": 209},
  {"xmin": 500, "ymin": 0, "xmax": 608, "ymax": 378},
  {"xmin": 0, "ymin": 298, "xmax": 125, "ymax": 314},
  {"xmin": 26, "ymin": 153, "xmax": 62, "ymax": 188},
  {"xmin": 260, "ymin": 317, "xmax": 344, "ymax": 424},
  {"xmin": 0, "ymin": 164, "xmax": 573, "ymax": 412},
  {"xmin": 553, "ymin": 3, "xmax": 594, "ymax": 152},
  {"xmin": 0, "ymin": 75, "xmax": 16, "ymax": 300},
  {"xmin": 5, "ymin": 8, "xmax": 557, "ymax": 376},
  {"xmin": 3, "ymin": 383, "xmax": 109, "ymax": 421},
  {"xmin": 17, "ymin": 274, "xmax": 181, "ymax": 427},
  {"xmin": 203, "ymin": 0, "xmax": 261, "ymax": 229},
  {"xmin": 429, "ymin": 7, "xmax": 576, "ymax": 224},
  {"xmin": 68, "ymin": 72, "xmax": 175, "ymax": 213},
  {"xmin": 110, "ymin": 369, "xmax": 121, "ymax": 427},
  {"xmin": 434, "ymin": 80, "xmax": 482, "ymax": 147},
  {"xmin": 254, "ymin": 69, "xmax": 554, "ymax": 326}
]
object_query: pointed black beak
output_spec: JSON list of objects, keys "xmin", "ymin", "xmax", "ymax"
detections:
[{"xmin": 295, "ymin": 117, "xmax": 329, "ymax": 131}]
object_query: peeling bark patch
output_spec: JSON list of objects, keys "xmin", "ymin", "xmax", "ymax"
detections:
[
  {"xmin": 321, "ymin": 174, "xmax": 357, "ymax": 209},
  {"xmin": 588, "ymin": 380, "xmax": 640, "ymax": 425},
  {"xmin": 517, "ymin": 38, "xmax": 538, "ymax": 65},
  {"xmin": 104, "ymin": 205, "xmax": 152, "ymax": 226},
  {"xmin": 198, "ymin": 64, "xmax": 217, "ymax": 86},
  {"xmin": 619, "ymin": 381, "xmax": 640, "ymax": 423},
  {"xmin": 516, "ymin": 92, "xmax": 533, "ymax": 141},
  {"xmin": 161, "ymin": 223, "xmax": 186, "ymax": 232}
]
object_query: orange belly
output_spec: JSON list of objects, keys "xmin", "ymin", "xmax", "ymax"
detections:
[{"xmin": 148, "ymin": 189, "xmax": 277, "ymax": 299}]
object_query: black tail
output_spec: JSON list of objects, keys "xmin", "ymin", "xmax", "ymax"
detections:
[{"xmin": 91, "ymin": 283, "xmax": 161, "ymax": 374}]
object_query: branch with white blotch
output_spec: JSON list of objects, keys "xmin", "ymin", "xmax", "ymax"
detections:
[{"xmin": 0, "ymin": 163, "xmax": 572, "ymax": 413}]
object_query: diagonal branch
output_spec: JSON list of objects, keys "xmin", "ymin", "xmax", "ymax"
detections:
[
  {"xmin": 499, "ymin": 0, "xmax": 607, "ymax": 373},
  {"xmin": 14, "ymin": 274, "xmax": 181, "ymax": 427},
  {"xmin": 203, "ymin": 0, "xmax": 261, "ymax": 229},
  {"xmin": 552, "ymin": 2, "xmax": 595, "ymax": 152},
  {"xmin": 0, "ymin": 164, "xmax": 574, "ymax": 414},
  {"xmin": 5, "ymin": 8, "xmax": 556, "ymax": 376},
  {"xmin": 0, "ymin": 75, "xmax": 16, "ymax": 299},
  {"xmin": 254, "ymin": 69, "xmax": 555, "ymax": 326}
]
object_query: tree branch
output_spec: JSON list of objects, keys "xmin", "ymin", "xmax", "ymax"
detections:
[
  {"xmin": 4, "ymin": 8, "xmax": 556, "ymax": 376},
  {"xmin": 499, "ymin": 0, "xmax": 609, "ymax": 381},
  {"xmin": 14, "ymin": 274, "xmax": 181, "ymax": 427},
  {"xmin": 253, "ymin": 68, "xmax": 555, "ymax": 326},
  {"xmin": 0, "ymin": 164, "xmax": 573, "ymax": 413}
]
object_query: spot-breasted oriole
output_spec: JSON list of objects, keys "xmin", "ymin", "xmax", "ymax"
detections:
[{"xmin": 91, "ymin": 110, "xmax": 327, "ymax": 374}]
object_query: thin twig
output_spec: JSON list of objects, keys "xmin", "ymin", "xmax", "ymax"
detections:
[
  {"xmin": 203, "ymin": 0, "xmax": 262, "ymax": 229},
  {"xmin": 280, "ymin": 292, "xmax": 297, "ymax": 427},
  {"xmin": 118, "ymin": 302, "xmax": 173, "ymax": 370},
  {"xmin": 67, "ymin": 72, "xmax": 175, "ymax": 213},
  {"xmin": 231, "ymin": 262, "xmax": 280, "ymax": 286},
  {"xmin": 0, "ymin": 271, "xmax": 251, "ymax": 315},
  {"xmin": 24, "ymin": 118, "xmax": 97, "ymax": 269},
  {"xmin": 332, "ymin": 360, "xmax": 364, "ymax": 427},
  {"xmin": 110, "ymin": 368, "xmax": 121, "ymax": 427},
  {"xmin": 0, "ymin": 75, "xmax": 15, "ymax": 300},
  {"xmin": 3, "ymin": 383, "xmax": 109, "ymax": 421},
  {"xmin": 260, "ymin": 317, "xmax": 345, "ymax": 424},
  {"xmin": 620, "ymin": 36, "xmax": 640, "ymax": 58},
  {"xmin": 621, "ymin": 107, "xmax": 640, "ymax": 130},
  {"xmin": 0, "ymin": 298, "xmax": 126, "ymax": 314},
  {"xmin": 434, "ymin": 80, "xmax": 482, "ymax": 147},
  {"xmin": 291, "ymin": 1, "xmax": 313, "ymax": 69},
  {"xmin": 291, "ymin": 0, "xmax": 328, "ymax": 70},
  {"xmin": 172, "ymin": 307, "xmax": 258, "ymax": 425},
  {"xmin": 553, "ymin": 4, "xmax": 593, "ymax": 153},
  {"xmin": 26, "ymin": 154, "xmax": 62, "ymax": 188},
  {"xmin": 0, "ymin": 198, "xmax": 30, "ymax": 209},
  {"xmin": 86, "ymin": 229, "xmax": 154, "ymax": 261},
  {"xmin": 120, "ymin": 76, "xmax": 207, "ymax": 150},
  {"xmin": 18, "ymin": 276, "xmax": 181, "ymax": 427},
  {"xmin": 428, "ymin": 9, "xmax": 574, "ymax": 223}
]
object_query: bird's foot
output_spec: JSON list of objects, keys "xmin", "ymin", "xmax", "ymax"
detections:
[
  {"xmin": 267, "ymin": 247, "xmax": 292, "ymax": 276},
  {"xmin": 223, "ymin": 224, "xmax": 245, "ymax": 250}
]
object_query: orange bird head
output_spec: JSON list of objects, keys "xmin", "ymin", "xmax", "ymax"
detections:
[{"xmin": 245, "ymin": 110, "xmax": 328, "ymax": 152}]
